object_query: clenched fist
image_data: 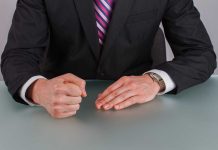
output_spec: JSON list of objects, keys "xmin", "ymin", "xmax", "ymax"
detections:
[{"xmin": 27, "ymin": 73, "xmax": 87, "ymax": 118}]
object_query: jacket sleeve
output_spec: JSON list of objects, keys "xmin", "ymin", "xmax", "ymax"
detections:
[
  {"xmin": 154, "ymin": 0, "xmax": 217, "ymax": 93},
  {"xmin": 1, "ymin": 0, "xmax": 49, "ymax": 104}
]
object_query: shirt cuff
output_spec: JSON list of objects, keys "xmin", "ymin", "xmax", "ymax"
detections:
[
  {"xmin": 20, "ymin": 75, "xmax": 47, "ymax": 106},
  {"xmin": 144, "ymin": 69, "xmax": 176, "ymax": 95}
]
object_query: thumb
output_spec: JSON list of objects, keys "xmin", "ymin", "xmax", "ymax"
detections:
[{"xmin": 61, "ymin": 73, "xmax": 87, "ymax": 97}]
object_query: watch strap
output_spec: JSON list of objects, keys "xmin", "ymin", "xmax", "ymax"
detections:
[{"xmin": 143, "ymin": 72, "xmax": 166, "ymax": 92}]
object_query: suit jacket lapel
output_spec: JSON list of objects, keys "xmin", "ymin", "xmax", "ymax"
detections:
[
  {"xmin": 74, "ymin": 0, "xmax": 100, "ymax": 61},
  {"xmin": 100, "ymin": 0, "xmax": 135, "ymax": 63}
]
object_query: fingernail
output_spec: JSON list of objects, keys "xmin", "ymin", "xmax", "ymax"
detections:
[
  {"xmin": 96, "ymin": 104, "xmax": 99, "ymax": 109},
  {"xmin": 84, "ymin": 89, "xmax": 87, "ymax": 94},
  {"xmin": 97, "ymin": 99, "xmax": 101, "ymax": 103},
  {"xmin": 82, "ymin": 94, "xmax": 86, "ymax": 98},
  {"xmin": 96, "ymin": 104, "xmax": 102, "ymax": 109},
  {"xmin": 104, "ymin": 105, "xmax": 110, "ymax": 110},
  {"xmin": 114, "ymin": 105, "xmax": 120, "ymax": 110},
  {"xmin": 96, "ymin": 97, "xmax": 102, "ymax": 101},
  {"xmin": 96, "ymin": 102, "xmax": 101, "ymax": 106},
  {"xmin": 83, "ymin": 90, "xmax": 87, "ymax": 97}
]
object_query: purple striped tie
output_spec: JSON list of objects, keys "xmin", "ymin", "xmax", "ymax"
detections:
[{"xmin": 94, "ymin": 0, "xmax": 114, "ymax": 47}]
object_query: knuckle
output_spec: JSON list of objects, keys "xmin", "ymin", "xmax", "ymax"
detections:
[
  {"xmin": 61, "ymin": 73, "xmax": 72, "ymax": 80},
  {"xmin": 75, "ymin": 104, "xmax": 80, "ymax": 110},
  {"xmin": 75, "ymin": 87, "xmax": 82, "ymax": 95},
  {"xmin": 65, "ymin": 73, "xmax": 72, "ymax": 77},
  {"xmin": 121, "ymin": 76, "xmax": 129, "ymax": 82},
  {"xmin": 72, "ymin": 87, "xmax": 82, "ymax": 96},
  {"xmin": 57, "ymin": 78, "xmax": 64, "ymax": 83},
  {"xmin": 112, "ymin": 91, "xmax": 119, "ymax": 97},
  {"xmin": 80, "ymin": 80, "xmax": 86, "ymax": 87},
  {"xmin": 77, "ymin": 97, "xmax": 82, "ymax": 103}
]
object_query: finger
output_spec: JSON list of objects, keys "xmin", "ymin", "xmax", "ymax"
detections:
[
  {"xmin": 97, "ymin": 93, "xmax": 102, "ymax": 99},
  {"xmin": 55, "ymin": 104, "xmax": 80, "ymax": 113},
  {"xmin": 60, "ymin": 73, "xmax": 87, "ymax": 97},
  {"xmin": 95, "ymin": 85, "xmax": 131, "ymax": 109},
  {"xmin": 114, "ymin": 96, "xmax": 139, "ymax": 110},
  {"xmin": 97, "ymin": 76, "xmax": 129, "ymax": 101},
  {"xmin": 102, "ymin": 90, "xmax": 137, "ymax": 110},
  {"xmin": 55, "ymin": 83, "xmax": 82, "ymax": 97},
  {"xmin": 54, "ymin": 96, "xmax": 82, "ymax": 105},
  {"xmin": 54, "ymin": 111, "xmax": 77, "ymax": 119},
  {"xmin": 65, "ymin": 83, "xmax": 83, "ymax": 96},
  {"xmin": 97, "ymin": 79, "xmax": 124, "ymax": 100}
]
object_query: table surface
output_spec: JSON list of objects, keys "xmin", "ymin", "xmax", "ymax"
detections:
[{"xmin": 0, "ymin": 76, "xmax": 218, "ymax": 150}]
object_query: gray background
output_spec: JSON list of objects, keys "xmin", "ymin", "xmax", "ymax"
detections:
[{"xmin": 0, "ymin": 0, "xmax": 217, "ymax": 80}]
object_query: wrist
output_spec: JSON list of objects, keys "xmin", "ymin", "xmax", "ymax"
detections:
[
  {"xmin": 142, "ymin": 74, "xmax": 160, "ymax": 93},
  {"xmin": 143, "ymin": 73, "xmax": 165, "ymax": 93},
  {"xmin": 151, "ymin": 78, "xmax": 161, "ymax": 93},
  {"xmin": 27, "ymin": 78, "xmax": 47, "ymax": 104}
]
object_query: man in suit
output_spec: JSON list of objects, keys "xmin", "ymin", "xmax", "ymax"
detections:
[{"xmin": 1, "ymin": 0, "xmax": 216, "ymax": 118}]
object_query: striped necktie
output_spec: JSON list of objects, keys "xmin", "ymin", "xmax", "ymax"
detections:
[{"xmin": 94, "ymin": 0, "xmax": 115, "ymax": 47}]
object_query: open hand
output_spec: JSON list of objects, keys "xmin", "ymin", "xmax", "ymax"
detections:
[{"xmin": 95, "ymin": 75, "xmax": 160, "ymax": 110}]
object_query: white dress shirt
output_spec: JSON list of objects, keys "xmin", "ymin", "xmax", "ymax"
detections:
[{"xmin": 20, "ymin": 70, "xmax": 176, "ymax": 106}]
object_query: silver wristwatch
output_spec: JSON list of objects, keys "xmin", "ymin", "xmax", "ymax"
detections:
[{"xmin": 143, "ymin": 72, "xmax": 166, "ymax": 92}]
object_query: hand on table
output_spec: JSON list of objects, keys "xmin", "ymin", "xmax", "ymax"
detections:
[
  {"xmin": 27, "ymin": 73, "xmax": 87, "ymax": 118},
  {"xmin": 95, "ymin": 75, "xmax": 160, "ymax": 110}
]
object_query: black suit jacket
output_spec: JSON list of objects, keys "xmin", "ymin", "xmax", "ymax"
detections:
[{"xmin": 1, "ymin": 0, "xmax": 217, "ymax": 104}]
